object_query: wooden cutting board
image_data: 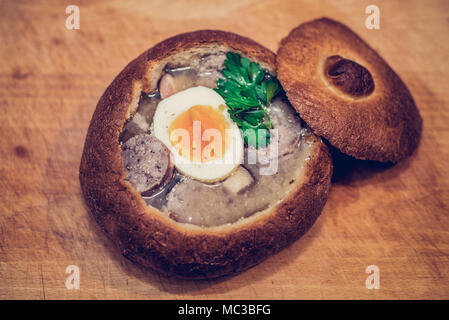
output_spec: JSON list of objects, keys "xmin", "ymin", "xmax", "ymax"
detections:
[{"xmin": 1, "ymin": 0, "xmax": 448, "ymax": 299}]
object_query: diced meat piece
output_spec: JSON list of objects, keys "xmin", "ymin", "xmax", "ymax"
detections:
[
  {"xmin": 121, "ymin": 134, "xmax": 173, "ymax": 195},
  {"xmin": 222, "ymin": 166, "xmax": 254, "ymax": 195},
  {"xmin": 159, "ymin": 74, "xmax": 176, "ymax": 99}
]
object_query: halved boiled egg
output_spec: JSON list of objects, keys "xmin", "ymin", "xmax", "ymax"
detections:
[{"xmin": 153, "ymin": 86, "xmax": 243, "ymax": 182}]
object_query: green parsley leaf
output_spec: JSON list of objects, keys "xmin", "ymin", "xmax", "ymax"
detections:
[{"xmin": 214, "ymin": 52, "xmax": 281, "ymax": 148}]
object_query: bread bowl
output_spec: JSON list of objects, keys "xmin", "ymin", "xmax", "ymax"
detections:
[{"xmin": 79, "ymin": 30, "xmax": 333, "ymax": 278}]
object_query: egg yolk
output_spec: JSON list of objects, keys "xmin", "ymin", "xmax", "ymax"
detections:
[{"xmin": 169, "ymin": 105, "xmax": 230, "ymax": 162}]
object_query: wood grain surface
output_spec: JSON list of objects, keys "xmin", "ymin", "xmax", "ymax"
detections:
[{"xmin": 1, "ymin": 0, "xmax": 448, "ymax": 299}]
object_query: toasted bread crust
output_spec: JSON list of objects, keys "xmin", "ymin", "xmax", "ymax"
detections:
[
  {"xmin": 277, "ymin": 18, "xmax": 422, "ymax": 163},
  {"xmin": 79, "ymin": 30, "xmax": 332, "ymax": 278}
]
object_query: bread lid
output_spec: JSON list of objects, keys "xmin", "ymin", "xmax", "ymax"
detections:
[{"xmin": 276, "ymin": 17, "xmax": 422, "ymax": 163}]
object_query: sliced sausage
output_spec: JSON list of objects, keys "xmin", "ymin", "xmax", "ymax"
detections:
[
  {"xmin": 245, "ymin": 97, "xmax": 302, "ymax": 165},
  {"xmin": 268, "ymin": 96, "xmax": 302, "ymax": 157},
  {"xmin": 159, "ymin": 74, "xmax": 176, "ymax": 99},
  {"xmin": 121, "ymin": 134, "xmax": 173, "ymax": 195}
]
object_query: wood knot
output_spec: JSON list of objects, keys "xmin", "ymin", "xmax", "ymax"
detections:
[
  {"xmin": 14, "ymin": 145, "xmax": 29, "ymax": 158},
  {"xmin": 324, "ymin": 55, "xmax": 374, "ymax": 97}
]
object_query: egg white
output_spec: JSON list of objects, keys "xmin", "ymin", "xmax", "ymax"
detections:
[{"xmin": 153, "ymin": 86, "xmax": 244, "ymax": 182}]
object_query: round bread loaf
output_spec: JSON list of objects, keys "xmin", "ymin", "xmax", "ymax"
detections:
[
  {"xmin": 79, "ymin": 30, "xmax": 333, "ymax": 278},
  {"xmin": 277, "ymin": 18, "xmax": 422, "ymax": 163}
]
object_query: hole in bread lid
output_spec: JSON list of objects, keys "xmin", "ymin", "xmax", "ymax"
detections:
[{"xmin": 323, "ymin": 55, "xmax": 375, "ymax": 97}]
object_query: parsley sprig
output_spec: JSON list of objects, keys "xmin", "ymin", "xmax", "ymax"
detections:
[{"xmin": 214, "ymin": 52, "xmax": 281, "ymax": 148}]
